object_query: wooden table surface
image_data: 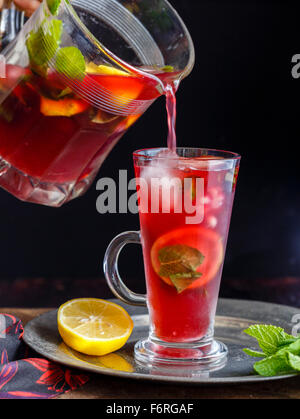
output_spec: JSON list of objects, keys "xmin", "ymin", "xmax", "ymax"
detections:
[{"xmin": 2, "ymin": 307, "xmax": 300, "ymax": 399}]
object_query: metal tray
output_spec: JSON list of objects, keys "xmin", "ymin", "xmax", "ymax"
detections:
[{"xmin": 23, "ymin": 298, "xmax": 299, "ymax": 384}]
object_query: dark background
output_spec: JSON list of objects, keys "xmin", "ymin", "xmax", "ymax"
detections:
[{"xmin": 1, "ymin": 0, "xmax": 300, "ymax": 306}]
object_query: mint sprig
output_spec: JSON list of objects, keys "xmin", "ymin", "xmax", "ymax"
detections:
[
  {"xmin": 157, "ymin": 244, "xmax": 204, "ymax": 293},
  {"xmin": 47, "ymin": 0, "xmax": 61, "ymax": 15},
  {"xmin": 243, "ymin": 324, "xmax": 300, "ymax": 377},
  {"xmin": 26, "ymin": 19, "xmax": 63, "ymax": 76},
  {"xmin": 26, "ymin": 18, "xmax": 86, "ymax": 82},
  {"xmin": 55, "ymin": 46, "xmax": 86, "ymax": 80}
]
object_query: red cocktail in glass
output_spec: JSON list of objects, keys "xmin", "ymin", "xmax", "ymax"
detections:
[{"xmin": 104, "ymin": 148, "xmax": 240, "ymax": 369}]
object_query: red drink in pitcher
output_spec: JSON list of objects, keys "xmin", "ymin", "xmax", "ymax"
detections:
[
  {"xmin": 0, "ymin": 0, "xmax": 194, "ymax": 208},
  {"xmin": 0, "ymin": 64, "xmax": 162, "ymax": 206}
]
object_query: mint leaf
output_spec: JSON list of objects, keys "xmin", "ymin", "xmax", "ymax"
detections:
[
  {"xmin": 286, "ymin": 352, "xmax": 300, "ymax": 371},
  {"xmin": 161, "ymin": 65, "xmax": 174, "ymax": 73},
  {"xmin": 243, "ymin": 348, "xmax": 265, "ymax": 358},
  {"xmin": 47, "ymin": 0, "xmax": 61, "ymax": 15},
  {"xmin": 169, "ymin": 272, "xmax": 202, "ymax": 294},
  {"xmin": 0, "ymin": 103, "xmax": 14, "ymax": 122},
  {"xmin": 158, "ymin": 245, "xmax": 204, "ymax": 271},
  {"xmin": 26, "ymin": 19, "xmax": 63, "ymax": 76},
  {"xmin": 253, "ymin": 352, "xmax": 294, "ymax": 377},
  {"xmin": 277, "ymin": 339, "xmax": 300, "ymax": 356},
  {"xmin": 157, "ymin": 244, "xmax": 204, "ymax": 293},
  {"xmin": 56, "ymin": 87, "xmax": 73, "ymax": 98},
  {"xmin": 243, "ymin": 325, "xmax": 296, "ymax": 356},
  {"xmin": 253, "ymin": 350, "xmax": 300, "ymax": 377},
  {"xmin": 159, "ymin": 262, "xmax": 199, "ymax": 279},
  {"xmin": 243, "ymin": 324, "xmax": 300, "ymax": 377},
  {"xmin": 55, "ymin": 46, "xmax": 86, "ymax": 80}
]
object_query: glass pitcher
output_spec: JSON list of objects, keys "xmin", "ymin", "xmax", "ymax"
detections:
[{"xmin": 0, "ymin": 0, "xmax": 194, "ymax": 207}]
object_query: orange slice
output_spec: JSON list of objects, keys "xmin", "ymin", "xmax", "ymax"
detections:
[
  {"xmin": 151, "ymin": 226, "xmax": 223, "ymax": 291},
  {"xmin": 40, "ymin": 96, "xmax": 89, "ymax": 117}
]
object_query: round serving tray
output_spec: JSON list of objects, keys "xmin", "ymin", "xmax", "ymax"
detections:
[{"xmin": 23, "ymin": 298, "xmax": 299, "ymax": 385}]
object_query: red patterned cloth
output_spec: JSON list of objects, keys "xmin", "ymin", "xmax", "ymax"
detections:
[{"xmin": 0, "ymin": 313, "xmax": 90, "ymax": 399}]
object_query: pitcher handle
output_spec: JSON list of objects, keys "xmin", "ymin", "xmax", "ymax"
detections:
[
  {"xmin": 103, "ymin": 231, "xmax": 147, "ymax": 307},
  {"xmin": 0, "ymin": 3, "xmax": 25, "ymax": 51}
]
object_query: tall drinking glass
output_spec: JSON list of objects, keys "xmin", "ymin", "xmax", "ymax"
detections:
[
  {"xmin": 0, "ymin": 0, "xmax": 194, "ymax": 206},
  {"xmin": 104, "ymin": 148, "xmax": 241, "ymax": 369}
]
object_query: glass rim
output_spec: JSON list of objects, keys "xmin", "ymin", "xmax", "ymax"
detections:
[
  {"xmin": 133, "ymin": 147, "xmax": 241, "ymax": 162},
  {"xmin": 63, "ymin": 0, "xmax": 195, "ymax": 83}
]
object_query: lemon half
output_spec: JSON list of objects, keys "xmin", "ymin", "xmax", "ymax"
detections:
[{"xmin": 57, "ymin": 298, "xmax": 133, "ymax": 356}]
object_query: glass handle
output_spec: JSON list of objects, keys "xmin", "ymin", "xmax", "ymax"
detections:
[{"xmin": 103, "ymin": 231, "xmax": 147, "ymax": 307}]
